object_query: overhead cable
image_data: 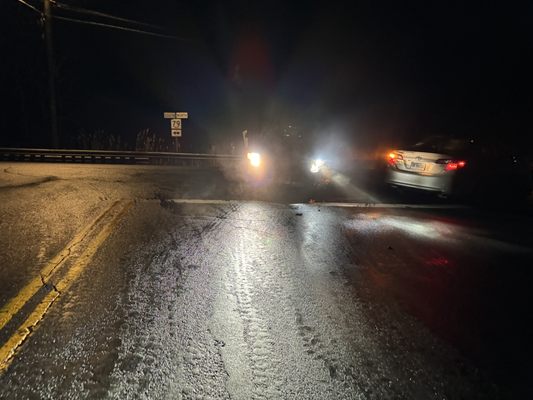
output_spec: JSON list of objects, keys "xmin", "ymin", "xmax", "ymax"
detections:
[
  {"xmin": 14, "ymin": 0, "xmax": 42, "ymax": 15},
  {"xmin": 53, "ymin": 15, "xmax": 186, "ymax": 40},
  {"xmin": 53, "ymin": 1, "xmax": 165, "ymax": 31}
]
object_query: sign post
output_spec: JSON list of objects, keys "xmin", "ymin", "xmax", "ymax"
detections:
[
  {"xmin": 242, "ymin": 129, "xmax": 248, "ymax": 152},
  {"xmin": 164, "ymin": 112, "xmax": 188, "ymax": 152}
]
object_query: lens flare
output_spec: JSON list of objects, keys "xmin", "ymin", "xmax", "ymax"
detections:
[
  {"xmin": 310, "ymin": 159, "xmax": 325, "ymax": 173},
  {"xmin": 247, "ymin": 152, "xmax": 261, "ymax": 167}
]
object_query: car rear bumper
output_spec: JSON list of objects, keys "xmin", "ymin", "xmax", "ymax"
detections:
[{"xmin": 387, "ymin": 169, "xmax": 452, "ymax": 193}]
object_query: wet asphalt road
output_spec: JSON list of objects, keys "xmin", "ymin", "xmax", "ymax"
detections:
[{"xmin": 0, "ymin": 163, "xmax": 532, "ymax": 399}]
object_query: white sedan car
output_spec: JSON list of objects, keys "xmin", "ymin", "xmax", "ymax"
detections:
[{"xmin": 386, "ymin": 136, "xmax": 530, "ymax": 198}]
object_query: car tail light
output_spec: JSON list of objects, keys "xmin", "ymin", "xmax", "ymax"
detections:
[
  {"xmin": 388, "ymin": 152, "xmax": 403, "ymax": 165},
  {"xmin": 436, "ymin": 159, "xmax": 466, "ymax": 171}
]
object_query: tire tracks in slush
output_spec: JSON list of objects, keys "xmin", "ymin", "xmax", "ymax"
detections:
[
  {"xmin": 212, "ymin": 204, "xmax": 496, "ymax": 399},
  {"xmin": 240, "ymin": 205, "xmax": 355, "ymax": 399},
  {"xmin": 230, "ymin": 233, "xmax": 283, "ymax": 399},
  {"xmin": 109, "ymin": 201, "xmax": 496, "ymax": 400},
  {"xmin": 107, "ymin": 202, "xmax": 236, "ymax": 400},
  {"xmin": 212, "ymin": 204, "xmax": 336, "ymax": 399}
]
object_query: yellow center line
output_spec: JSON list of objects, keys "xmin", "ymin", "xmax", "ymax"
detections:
[
  {"xmin": 0, "ymin": 200, "xmax": 132, "ymax": 372},
  {"xmin": 0, "ymin": 201, "xmax": 121, "ymax": 331}
]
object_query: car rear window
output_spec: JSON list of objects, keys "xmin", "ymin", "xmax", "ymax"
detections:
[{"xmin": 407, "ymin": 136, "xmax": 470, "ymax": 154}]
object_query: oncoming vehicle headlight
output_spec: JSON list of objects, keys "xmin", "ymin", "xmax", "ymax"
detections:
[
  {"xmin": 247, "ymin": 152, "xmax": 261, "ymax": 168},
  {"xmin": 310, "ymin": 159, "xmax": 325, "ymax": 174}
]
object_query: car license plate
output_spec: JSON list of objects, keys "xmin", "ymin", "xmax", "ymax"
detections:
[{"xmin": 410, "ymin": 162, "xmax": 424, "ymax": 170}]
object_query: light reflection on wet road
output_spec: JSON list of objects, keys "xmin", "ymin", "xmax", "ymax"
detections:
[{"xmin": 0, "ymin": 163, "xmax": 532, "ymax": 399}]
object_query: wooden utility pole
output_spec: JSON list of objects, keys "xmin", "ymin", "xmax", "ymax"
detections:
[{"xmin": 44, "ymin": 0, "xmax": 59, "ymax": 147}]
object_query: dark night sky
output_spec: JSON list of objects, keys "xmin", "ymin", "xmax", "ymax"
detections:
[{"xmin": 2, "ymin": 0, "xmax": 533, "ymax": 152}]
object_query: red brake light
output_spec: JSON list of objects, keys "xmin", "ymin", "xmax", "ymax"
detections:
[
  {"xmin": 445, "ymin": 163, "xmax": 458, "ymax": 171},
  {"xmin": 436, "ymin": 159, "xmax": 466, "ymax": 171},
  {"xmin": 388, "ymin": 152, "xmax": 403, "ymax": 165}
]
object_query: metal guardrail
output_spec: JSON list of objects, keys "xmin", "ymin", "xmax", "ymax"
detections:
[{"xmin": 0, "ymin": 148, "xmax": 243, "ymax": 167}]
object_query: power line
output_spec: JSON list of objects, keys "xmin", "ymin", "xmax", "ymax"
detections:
[
  {"xmin": 53, "ymin": 15, "xmax": 186, "ymax": 41},
  {"xmin": 53, "ymin": 1, "xmax": 165, "ymax": 31},
  {"xmin": 14, "ymin": 0, "xmax": 42, "ymax": 15},
  {"xmin": 15, "ymin": 0, "xmax": 187, "ymax": 41}
]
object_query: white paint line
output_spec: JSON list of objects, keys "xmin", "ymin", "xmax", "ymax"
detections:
[
  {"xmin": 144, "ymin": 198, "xmax": 237, "ymax": 204},
  {"xmin": 146, "ymin": 198, "xmax": 469, "ymax": 210},
  {"xmin": 307, "ymin": 202, "xmax": 469, "ymax": 209},
  {"xmin": 169, "ymin": 199, "xmax": 236, "ymax": 205}
]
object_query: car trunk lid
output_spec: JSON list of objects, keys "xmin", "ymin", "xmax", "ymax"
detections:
[{"xmin": 395, "ymin": 151, "xmax": 452, "ymax": 175}]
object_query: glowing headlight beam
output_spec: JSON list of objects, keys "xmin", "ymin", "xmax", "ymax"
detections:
[
  {"xmin": 310, "ymin": 159, "xmax": 325, "ymax": 173},
  {"xmin": 247, "ymin": 152, "xmax": 261, "ymax": 167}
]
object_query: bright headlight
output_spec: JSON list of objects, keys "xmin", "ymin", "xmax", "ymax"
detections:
[
  {"xmin": 310, "ymin": 159, "xmax": 325, "ymax": 173},
  {"xmin": 247, "ymin": 152, "xmax": 261, "ymax": 167}
]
